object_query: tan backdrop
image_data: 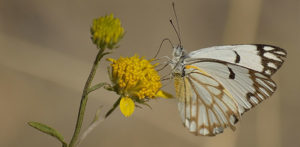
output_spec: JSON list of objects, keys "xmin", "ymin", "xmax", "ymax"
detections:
[{"xmin": 0, "ymin": 0, "xmax": 299, "ymax": 147}]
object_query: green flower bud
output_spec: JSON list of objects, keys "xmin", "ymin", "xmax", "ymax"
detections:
[{"xmin": 91, "ymin": 14, "xmax": 125, "ymax": 49}]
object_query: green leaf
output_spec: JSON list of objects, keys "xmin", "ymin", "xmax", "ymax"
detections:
[{"xmin": 28, "ymin": 121, "xmax": 67, "ymax": 146}]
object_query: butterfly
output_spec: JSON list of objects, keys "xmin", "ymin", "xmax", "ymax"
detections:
[{"xmin": 166, "ymin": 3, "xmax": 287, "ymax": 136}]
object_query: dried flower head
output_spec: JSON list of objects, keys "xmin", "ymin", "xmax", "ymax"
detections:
[{"xmin": 91, "ymin": 14, "xmax": 124, "ymax": 49}]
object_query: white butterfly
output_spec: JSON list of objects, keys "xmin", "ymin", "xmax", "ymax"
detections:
[{"xmin": 167, "ymin": 3, "xmax": 287, "ymax": 136}]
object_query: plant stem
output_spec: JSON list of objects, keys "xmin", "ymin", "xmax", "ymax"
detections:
[
  {"xmin": 105, "ymin": 97, "xmax": 121, "ymax": 118},
  {"xmin": 69, "ymin": 49, "xmax": 105, "ymax": 147},
  {"xmin": 62, "ymin": 142, "xmax": 68, "ymax": 147},
  {"xmin": 87, "ymin": 82, "xmax": 109, "ymax": 94}
]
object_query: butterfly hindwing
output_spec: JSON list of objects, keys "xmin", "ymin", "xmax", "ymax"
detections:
[
  {"xmin": 175, "ymin": 68, "xmax": 240, "ymax": 136},
  {"xmin": 187, "ymin": 61, "xmax": 277, "ymax": 115}
]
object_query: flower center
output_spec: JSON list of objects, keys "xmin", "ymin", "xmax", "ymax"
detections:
[{"xmin": 108, "ymin": 55, "xmax": 161, "ymax": 99}]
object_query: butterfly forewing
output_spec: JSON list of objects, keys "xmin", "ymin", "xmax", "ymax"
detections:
[{"xmin": 187, "ymin": 44, "xmax": 287, "ymax": 76}]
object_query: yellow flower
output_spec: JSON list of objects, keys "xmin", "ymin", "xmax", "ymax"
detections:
[
  {"xmin": 91, "ymin": 14, "xmax": 124, "ymax": 49},
  {"xmin": 107, "ymin": 55, "xmax": 172, "ymax": 117}
]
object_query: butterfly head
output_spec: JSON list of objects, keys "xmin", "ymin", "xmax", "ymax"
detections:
[{"xmin": 173, "ymin": 45, "xmax": 185, "ymax": 58}]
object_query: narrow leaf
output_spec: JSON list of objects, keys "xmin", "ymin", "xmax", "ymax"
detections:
[{"xmin": 28, "ymin": 121, "xmax": 67, "ymax": 146}]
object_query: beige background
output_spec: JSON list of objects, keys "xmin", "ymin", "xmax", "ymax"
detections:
[{"xmin": 0, "ymin": 0, "xmax": 299, "ymax": 147}]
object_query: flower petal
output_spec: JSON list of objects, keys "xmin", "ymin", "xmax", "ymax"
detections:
[
  {"xmin": 120, "ymin": 97, "xmax": 135, "ymax": 117},
  {"xmin": 156, "ymin": 90, "xmax": 173, "ymax": 99}
]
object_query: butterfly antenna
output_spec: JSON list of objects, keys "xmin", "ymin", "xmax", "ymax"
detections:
[
  {"xmin": 153, "ymin": 38, "xmax": 174, "ymax": 59},
  {"xmin": 171, "ymin": 2, "xmax": 182, "ymax": 47},
  {"xmin": 170, "ymin": 19, "xmax": 182, "ymax": 47}
]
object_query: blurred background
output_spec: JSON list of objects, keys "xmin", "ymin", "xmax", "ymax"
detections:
[{"xmin": 0, "ymin": 0, "xmax": 299, "ymax": 146}]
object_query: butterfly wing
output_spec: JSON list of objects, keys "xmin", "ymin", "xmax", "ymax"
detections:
[
  {"xmin": 186, "ymin": 61, "xmax": 277, "ymax": 115},
  {"xmin": 175, "ymin": 44, "xmax": 286, "ymax": 136},
  {"xmin": 174, "ymin": 70, "xmax": 240, "ymax": 136},
  {"xmin": 187, "ymin": 44, "xmax": 287, "ymax": 76}
]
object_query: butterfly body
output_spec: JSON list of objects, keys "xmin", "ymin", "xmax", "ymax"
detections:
[
  {"xmin": 170, "ymin": 46, "xmax": 186, "ymax": 75},
  {"xmin": 170, "ymin": 44, "xmax": 286, "ymax": 136}
]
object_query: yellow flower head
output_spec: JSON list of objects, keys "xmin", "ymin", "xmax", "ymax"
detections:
[
  {"xmin": 108, "ymin": 55, "xmax": 161, "ymax": 99},
  {"xmin": 91, "ymin": 14, "xmax": 124, "ymax": 49},
  {"xmin": 107, "ymin": 55, "xmax": 172, "ymax": 117}
]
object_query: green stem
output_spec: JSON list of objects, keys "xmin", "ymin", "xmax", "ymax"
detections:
[
  {"xmin": 87, "ymin": 82, "xmax": 109, "ymax": 94},
  {"xmin": 69, "ymin": 49, "xmax": 106, "ymax": 147},
  {"xmin": 62, "ymin": 142, "xmax": 68, "ymax": 147},
  {"xmin": 105, "ymin": 97, "xmax": 121, "ymax": 118}
]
